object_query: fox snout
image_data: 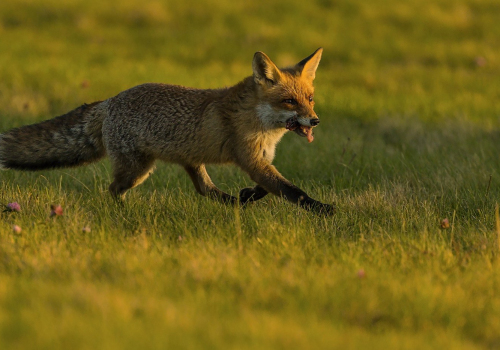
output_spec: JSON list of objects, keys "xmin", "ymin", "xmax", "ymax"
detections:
[
  {"xmin": 285, "ymin": 115, "xmax": 320, "ymax": 143},
  {"xmin": 310, "ymin": 118, "xmax": 320, "ymax": 126},
  {"xmin": 296, "ymin": 116, "xmax": 320, "ymax": 127}
]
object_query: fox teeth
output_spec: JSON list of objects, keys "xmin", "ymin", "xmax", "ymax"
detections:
[{"xmin": 285, "ymin": 118, "xmax": 300, "ymax": 131}]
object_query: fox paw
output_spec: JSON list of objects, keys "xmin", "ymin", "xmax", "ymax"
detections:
[
  {"xmin": 314, "ymin": 203, "xmax": 336, "ymax": 216},
  {"xmin": 239, "ymin": 187, "xmax": 257, "ymax": 205},
  {"xmin": 301, "ymin": 199, "xmax": 336, "ymax": 216},
  {"xmin": 239, "ymin": 186, "xmax": 268, "ymax": 205}
]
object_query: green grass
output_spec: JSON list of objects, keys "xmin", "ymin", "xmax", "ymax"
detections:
[{"xmin": 1, "ymin": 0, "xmax": 500, "ymax": 348}]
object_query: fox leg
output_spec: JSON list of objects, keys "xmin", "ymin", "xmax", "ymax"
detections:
[
  {"xmin": 184, "ymin": 164, "xmax": 237, "ymax": 204},
  {"xmin": 241, "ymin": 161, "xmax": 334, "ymax": 215},
  {"xmin": 109, "ymin": 153, "xmax": 156, "ymax": 200},
  {"xmin": 239, "ymin": 185, "xmax": 269, "ymax": 204}
]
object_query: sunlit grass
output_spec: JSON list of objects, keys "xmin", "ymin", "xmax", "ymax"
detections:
[{"xmin": 1, "ymin": 0, "xmax": 500, "ymax": 349}]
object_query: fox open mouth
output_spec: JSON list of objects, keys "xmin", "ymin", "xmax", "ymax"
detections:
[{"xmin": 285, "ymin": 117, "xmax": 314, "ymax": 143}]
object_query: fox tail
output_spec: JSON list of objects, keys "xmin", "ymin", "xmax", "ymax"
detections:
[{"xmin": 0, "ymin": 101, "xmax": 106, "ymax": 171}]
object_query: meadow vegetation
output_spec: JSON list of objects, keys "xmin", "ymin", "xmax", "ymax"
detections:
[{"xmin": 0, "ymin": 0, "xmax": 499, "ymax": 348}]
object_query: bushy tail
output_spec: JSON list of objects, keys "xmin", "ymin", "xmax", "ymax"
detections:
[{"xmin": 0, "ymin": 101, "xmax": 106, "ymax": 170}]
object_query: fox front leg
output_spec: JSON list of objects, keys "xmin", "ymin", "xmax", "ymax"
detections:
[
  {"xmin": 242, "ymin": 162, "xmax": 335, "ymax": 215},
  {"xmin": 184, "ymin": 164, "xmax": 237, "ymax": 204}
]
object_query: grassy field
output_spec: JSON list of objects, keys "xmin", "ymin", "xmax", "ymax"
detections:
[{"xmin": 1, "ymin": 0, "xmax": 500, "ymax": 348}]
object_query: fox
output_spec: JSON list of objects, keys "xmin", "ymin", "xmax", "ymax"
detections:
[{"xmin": 0, "ymin": 48, "xmax": 334, "ymax": 214}]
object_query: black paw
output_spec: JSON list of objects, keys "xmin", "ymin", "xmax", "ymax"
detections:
[
  {"xmin": 314, "ymin": 203, "xmax": 336, "ymax": 216},
  {"xmin": 301, "ymin": 198, "xmax": 336, "ymax": 216},
  {"xmin": 239, "ymin": 186, "xmax": 269, "ymax": 205},
  {"xmin": 239, "ymin": 187, "xmax": 255, "ymax": 205}
]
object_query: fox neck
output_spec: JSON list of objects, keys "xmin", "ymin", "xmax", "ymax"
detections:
[
  {"xmin": 219, "ymin": 76, "xmax": 289, "ymax": 132},
  {"xmin": 211, "ymin": 77, "xmax": 289, "ymax": 159}
]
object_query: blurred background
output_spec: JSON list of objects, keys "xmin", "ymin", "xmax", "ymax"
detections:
[{"xmin": 0, "ymin": 0, "xmax": 498, "ymax": 125}]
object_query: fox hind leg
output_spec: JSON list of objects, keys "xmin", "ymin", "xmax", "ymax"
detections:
[
  {"xmin": 184, "ymin": 164, "xmax": 237, "ymax": 204},
  {"xmin": 109, "ymin": 153, "xmax": 156, "ymax": 200}
]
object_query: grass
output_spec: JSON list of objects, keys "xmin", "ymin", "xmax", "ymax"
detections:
[{"xmin": 1, "ymin": 0, "xmax": 500, "ymax": 348}]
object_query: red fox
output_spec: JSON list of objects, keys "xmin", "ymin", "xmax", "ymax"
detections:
[{"xmin": 0, "ymin": 48, "xmax": 334, "ymax": 214}]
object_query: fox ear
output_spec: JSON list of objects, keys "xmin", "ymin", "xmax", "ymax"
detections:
[
  {"xmin": 297, "ymin": 48, "xmax": 323, "ymax": 81},
  {"xmin": 253, "ymin": 52, "xmax": 281, "ymax": 86}
]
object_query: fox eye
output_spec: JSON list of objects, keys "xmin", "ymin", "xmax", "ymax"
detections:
[
  {"xmin": 283, "ymin": 98, "xmax": 298, "ymax": 105},
  {"xmin": 309, "ymin": 95, "xmax": 314, "ymax": 102}
]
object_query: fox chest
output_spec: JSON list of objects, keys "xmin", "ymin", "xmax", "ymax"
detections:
[
  {"xmin": 260, "ymin": 145, "xmax": 275, "ymax": 162},
  {"xmin": 254, "ymin": 131, "xmax": 286, "ymax": 163}
]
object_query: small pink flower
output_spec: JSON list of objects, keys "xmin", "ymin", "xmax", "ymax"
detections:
[
  {"xmin": 50, "ymin": 204, "xmax": 63, "ymax": 217},
  {"xmin": 82, "ymin": 226, "xmax": 91, "ymax": 233},
  {"xmin": 357, "ymin": 269, "xmax": 366, "ymax": 279},
  {"xmin": 5, "ymin": 202, "xmax": 21, "ymax": 212},
  {"xmin": 474, "ymin": 56, "xmax": 486, "ymax": 67},
  {"xmin": 12, "ymin": 225, "xmax": 22, "ymax": 234},
  {"xmin": 440, "ymin": 218, "xmax": 450, "ymax": 229}
]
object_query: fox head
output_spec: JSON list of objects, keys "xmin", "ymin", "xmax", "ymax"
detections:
[{"xmin": 253, "ymin": 48, "xmax": 323, "ymax": 143}]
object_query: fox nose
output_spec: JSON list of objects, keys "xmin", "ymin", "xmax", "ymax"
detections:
[{"xmin": 310, "ymin": 118, "xmax": 320, "ymax": 126}]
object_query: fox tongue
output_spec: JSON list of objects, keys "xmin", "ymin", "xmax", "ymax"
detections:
[
  {"xmin": 303, "ymin": 126, "xmax": 314, "ymax": 143},
  {"xmin": 287, "ymin": 118, "xmax": 314, "ymax": 142}
]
